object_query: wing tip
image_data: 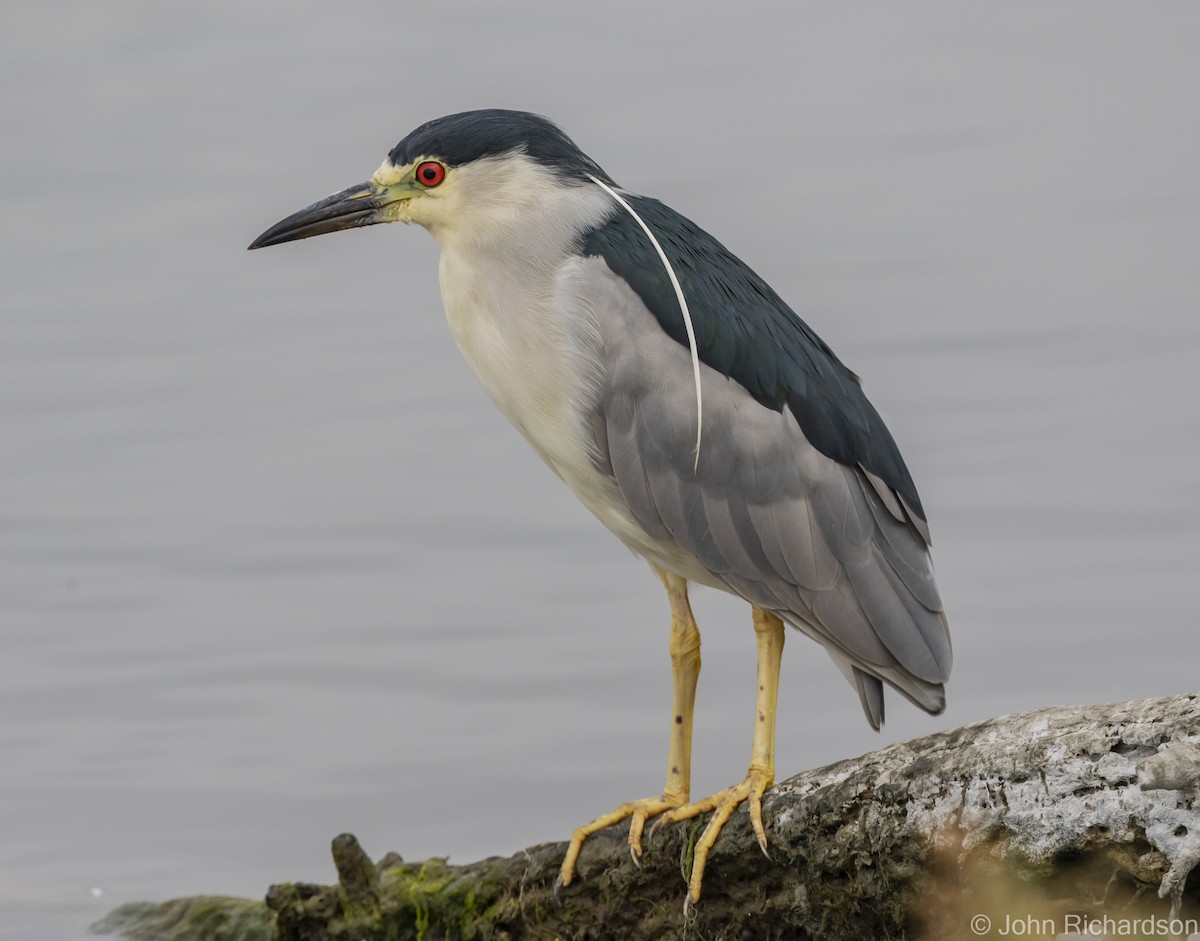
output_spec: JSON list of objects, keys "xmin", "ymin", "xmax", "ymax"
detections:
[{"xmin": 855, "ymin": 666, "xmax": 947, "ymax": 729}]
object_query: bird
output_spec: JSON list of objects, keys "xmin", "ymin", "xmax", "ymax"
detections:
[{"xmin": 248, "ymin": 109, "xmax": 951, "ymax": 906}]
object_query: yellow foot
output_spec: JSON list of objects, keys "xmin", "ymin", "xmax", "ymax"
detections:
[
  {"xmin": 556, "ymin": 792, "xmax": 688, "ymax": 890},
  {"xmin": 650, "ymin": 766, "xmax": 774, "ymax": 906}
]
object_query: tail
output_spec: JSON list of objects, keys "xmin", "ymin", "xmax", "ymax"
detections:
[{"xmin": 827, "ymin": 649, "xmax": 947, "ymax": 731}]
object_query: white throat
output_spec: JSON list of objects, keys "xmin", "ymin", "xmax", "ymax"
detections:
[{"xmin": 422, "ymin": 156, "xmax": 615, "ymax": 486}]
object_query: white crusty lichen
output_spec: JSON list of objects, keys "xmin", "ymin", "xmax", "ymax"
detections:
[{"xmin": 771, "ymin": 693, "xmax": 1199, "ymax": 914}]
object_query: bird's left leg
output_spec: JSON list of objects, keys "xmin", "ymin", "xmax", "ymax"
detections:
[
  {"xmin": 651, "ymin": 606, "xmax": 785, "ymax": 907},
  {"xmin": 557, "ymin": 566, "xmax": 700, "ymax": 889}
]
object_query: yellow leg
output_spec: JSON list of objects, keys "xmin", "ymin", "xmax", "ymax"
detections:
[
  {"xmin": 557, "ymin": 566, "xmax": 701, "ymax": 889},
  {"xmin": 651, "ymin": 606, "xmax": 785, "ymax": 907}
]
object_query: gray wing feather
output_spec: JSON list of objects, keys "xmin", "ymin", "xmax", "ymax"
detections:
[
  {"xmin": 603, "ymin": 396, "xmax": 672, "ymax": 543},
  {"xmin": 569, "ymin": 258, "xmax": 951, "ymax": 723},
  {"xmin": 700, "ymin": 487, "xmax": 773, "ymax": 577},
  {"xmin": 854, "ymin": 472, "xmax": 942, "ymax": 611},
  {"xmin": 775, "ymin": 497, "xmax": 844, "ymax": 590},
  {"xmin": 861, "ymin": 466, "xmax": 906, "ymax": 522}
]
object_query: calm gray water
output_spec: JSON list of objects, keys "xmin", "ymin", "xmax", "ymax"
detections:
[{"xmin": 2, "ymin": 3, "xmax": 1198, "ymax": 937}]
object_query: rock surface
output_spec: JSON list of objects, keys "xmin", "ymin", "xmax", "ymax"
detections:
[{"xmin": 95, "ymin": 693, "xmax": 1200, "ymax": 940}]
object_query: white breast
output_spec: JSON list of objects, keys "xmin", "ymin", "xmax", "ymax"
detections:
[
  {"xmin": 438, "ymin": 246, "xmax": 601, "ymax": 487},
  {"xmin": 423, "ymin": 161, "xmax": 720, "ymax": 585}
]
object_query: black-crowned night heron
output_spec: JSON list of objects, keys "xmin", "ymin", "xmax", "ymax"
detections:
[{"xmin": 249, "ymin": 109, "xmax": 951, "ymax": 905}]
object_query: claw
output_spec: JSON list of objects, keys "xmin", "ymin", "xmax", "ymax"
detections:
[
  {"xmin": 559, "ymin": 793, "xmax": 686, "ymax": 890},
  {"xmin": 750, "ymin": 797, "xmax": 770, "ymax": 857},
  {"xmin": 558, "ymin": 841, "xmax": 578, "ymax": 891},
  {"xmin": 628, "ymin": 812, "xmax": 649, "ymax": 861},
  {"xmin": 655, "ymin": 767, "xmax": 775, "ymax": 904}
]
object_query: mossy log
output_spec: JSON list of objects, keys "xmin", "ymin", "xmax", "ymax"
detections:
[{"xmin": 94, "ymin": 693, "xmax": 1200, "ymax": 940}]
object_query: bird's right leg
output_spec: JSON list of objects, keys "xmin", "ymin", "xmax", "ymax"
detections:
[{"xmin": 557, "ymin": 566, "xmax": 700, "ymax": 889}]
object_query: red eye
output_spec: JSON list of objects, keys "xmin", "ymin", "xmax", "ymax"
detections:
[{"xmin": 416, "ymin": 161, "xmax": 446, "ymax": 187}]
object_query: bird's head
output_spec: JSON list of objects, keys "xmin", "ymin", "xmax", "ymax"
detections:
[{"xmin": 248, "ymin": 109, "xmax": 614, "ymax": 250}]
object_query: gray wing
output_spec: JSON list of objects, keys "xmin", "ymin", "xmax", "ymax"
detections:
[
  {"xmin": 580, "ymin": 193, "xmax": 930, "ymax": 523},
  {"xmin": 563, "ymin": 256, "xmax": 951, "ymax": 729}
]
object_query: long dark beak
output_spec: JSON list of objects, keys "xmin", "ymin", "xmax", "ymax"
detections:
[{"xmin": 248, "ymin": 181, "xmax": 399, "ymax": 250}]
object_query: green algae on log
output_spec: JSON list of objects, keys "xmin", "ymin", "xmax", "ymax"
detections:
[
  {"xmin": 92, "ymin": 896, "xmax": 273, "ymax": 941},
  {"xmin": 94, "ymin": 694, "xmax": 1200, "ymax": 940}
]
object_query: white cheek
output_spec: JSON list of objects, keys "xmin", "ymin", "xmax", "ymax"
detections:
[{"xmin": 379, "ymin": 200, "xmax": 417, "ymax": 224}]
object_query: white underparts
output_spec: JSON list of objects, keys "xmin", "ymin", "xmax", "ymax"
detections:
[{"xmin": 587, "ymin": 175, "xmax": 704, "ymax": 471}]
